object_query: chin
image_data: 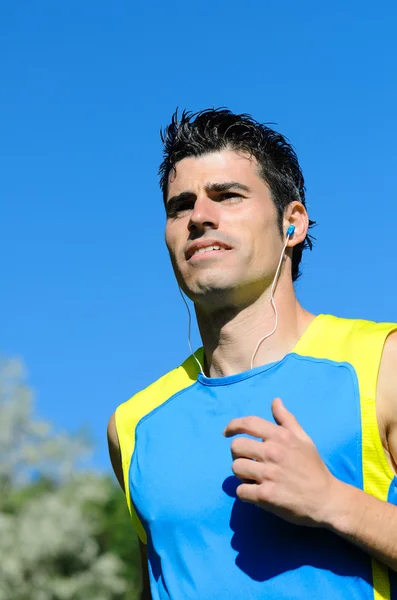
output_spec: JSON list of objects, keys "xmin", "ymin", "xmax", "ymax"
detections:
[
  {"xmin": 182, "ymin": 270, "xmax": 267, "ymax": 310},
  {"xmin": 193, "ymin": 271, "xmax": 234, "ymax": 291},
  {"xmin": 184, "ymin": 277, "xmax": 238, "ymax": 306}
]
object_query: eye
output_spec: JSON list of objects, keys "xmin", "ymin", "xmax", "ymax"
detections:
[
  {"xmin": 167, "ymin": 200, "xmax": 194, "ymax": 218},
  {"xmin": 219, "ymin": 192, "xmax": 242, "ymax": 203}
]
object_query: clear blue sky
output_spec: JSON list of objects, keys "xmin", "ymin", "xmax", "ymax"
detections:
[{"xmin": 1, "ymin": 1, "xmax": 396, "ymax": 470}]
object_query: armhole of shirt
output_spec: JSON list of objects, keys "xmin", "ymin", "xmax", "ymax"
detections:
[
  {"xmin": 295, "ymin": 315, "xmax": 397, "ymax": 600},
  {"xmin": 296, "ymin": 315, "xmax": 397, "ymax": 487},
  {"xmin": 347, "ymin": 322, "xmax": 397, "ymax": 600}
]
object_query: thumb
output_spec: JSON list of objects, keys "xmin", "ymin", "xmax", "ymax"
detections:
[{"xmin": 271, "ymin": 398, "xmax": 309, "ymax": 439}]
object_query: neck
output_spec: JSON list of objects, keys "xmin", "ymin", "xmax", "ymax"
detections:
[{"xmin": 195, "ymin": 276, "xmax": 315, "ymax": 378}]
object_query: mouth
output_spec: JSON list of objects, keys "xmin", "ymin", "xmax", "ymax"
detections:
[{"xmin": 185, "ymin": 241, "xmax": 232, "ymax": 261}]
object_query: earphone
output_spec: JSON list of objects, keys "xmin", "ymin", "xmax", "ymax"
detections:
[
  {"xmin": 180, "ymin": 224, "xmax": 296, "ymax": 375},
  {"xmin": 286, "ymin": 225, "xmax": 295, "ymax": 237}
]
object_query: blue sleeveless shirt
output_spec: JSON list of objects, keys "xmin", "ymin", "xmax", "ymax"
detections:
[{"xmin": 115, "ymin": 315, "xmax": 397, "ymax": 600}]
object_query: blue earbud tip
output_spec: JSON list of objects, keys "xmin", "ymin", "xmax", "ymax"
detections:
[{"xmin": 287, "ymin": 225, "xmax": 295, "ymax": 236}]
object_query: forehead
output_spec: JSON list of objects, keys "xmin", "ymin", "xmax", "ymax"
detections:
[{"xmin": 167, "ymin": 150, "xmax": 265, "ymax": 197}]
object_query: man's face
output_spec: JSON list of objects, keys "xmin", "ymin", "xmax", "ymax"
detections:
[{"xmin": 164, "ymin": 149, "xmax": 285, "ymax": 308}]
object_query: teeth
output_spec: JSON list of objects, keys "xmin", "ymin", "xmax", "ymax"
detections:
[{"xmin": 193, "ymin": 245, "xmax": 223, "ymax": 255}]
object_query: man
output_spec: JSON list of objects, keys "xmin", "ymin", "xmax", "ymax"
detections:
[{"xmin": 108, "ymin": 109, "xmax": 397, "ymax": 599}]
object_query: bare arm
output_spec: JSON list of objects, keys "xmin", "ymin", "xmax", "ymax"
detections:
[
  {"xmin": 107, "ymin": 413, "xmax": 152, "ymax": 600},
  {"xmin": 323, "ymin": 480, "xmax": 397, "ymax": 570}
]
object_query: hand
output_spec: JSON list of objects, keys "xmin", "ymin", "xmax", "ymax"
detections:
[{"xmin": 223, "ymin": 397, "xmax": 342, "ymax": 527}]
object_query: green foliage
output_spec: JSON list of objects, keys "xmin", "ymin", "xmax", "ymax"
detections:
[
  {"xmin": 86, "ymin": 476, "xmax": 142, "ymax": 599},
  {"xmin": 0, "ymin": 357, "xmax": 142, "ymax": 600}
]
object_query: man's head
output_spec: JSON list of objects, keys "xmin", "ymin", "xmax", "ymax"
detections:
[{"xmin": 159, "ymin": 109, "xmax": 315, "ymax": 308}]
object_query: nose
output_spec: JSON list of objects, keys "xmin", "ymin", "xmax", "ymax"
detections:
[{"xmin": 188, "ymin": 195, "xmax": 220, "ymax": 235}]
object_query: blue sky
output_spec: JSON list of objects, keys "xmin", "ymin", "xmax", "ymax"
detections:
[{"xmin": 1, "ymin": 1, "xmax": 396, "ymax": 470}]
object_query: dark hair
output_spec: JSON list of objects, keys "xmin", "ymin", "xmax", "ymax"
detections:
[{"xmin": 159, "ymin": 108, "xmax": 315, "ymax": 281}]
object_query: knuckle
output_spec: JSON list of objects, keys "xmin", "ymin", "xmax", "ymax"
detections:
[
  {"xmin": 263, "ymin": 462, "xmax": 279, "ymax": 481},
  {"xmin": 258, "ymin": 462, "xmax": 268, "ymax": 481},
  {"xmin": 266, "ymin": 442, "xmax": 283, "ymax": 463},
  {"xmin": 256, "ymin": 445, "xmax": 267, "ymax": 462},
  {"xmin": 260, "ymin": 480, "xmax": 276, "ymax": 502}
]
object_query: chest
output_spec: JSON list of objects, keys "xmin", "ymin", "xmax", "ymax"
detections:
[{"xmin": 130, "ymin": 357, "xmax": 362, "ymax": 530}]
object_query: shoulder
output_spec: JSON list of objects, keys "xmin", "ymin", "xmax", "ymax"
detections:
[
  {"xmin": 320, "ymin": 315, "xmax": 396, "ymax": 339},
  {"xmin": 107, "ymin": 351, "xmax": 201, "ymax": 494},
  {"xmin": 107, "ymin": 411, "xmax": 118, "ymax": 447},
  {"xmin": 107, "ymin": 411, "xmax": 124, "ymax": 490},
  {"xmin": 379, "ymin": 329, "xmax": 397, "ymax": 379},
  {"xmin": 113, "ymin": 350, "xmax": 202, "ymax": 439},
  {"xmin": 298, "ymin": 315, "xmax": 397, "ymax": 401},
  {"xmin": 297, "ymin": 314, "xmax": 395, "ymax": 365}
]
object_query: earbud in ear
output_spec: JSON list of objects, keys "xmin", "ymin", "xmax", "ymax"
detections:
[{"xmin": 286, "ymin": 225, "xmax": 295, "ymax": 237}]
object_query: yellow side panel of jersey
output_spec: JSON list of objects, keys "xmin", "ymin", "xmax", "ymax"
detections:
[
  {"xmin": 295, "ymin": 314, "xmax": 397, "ymax": 600},
  {"xmin": 115, "ymin": 350, "xmax": 202, "ymax": 543}
]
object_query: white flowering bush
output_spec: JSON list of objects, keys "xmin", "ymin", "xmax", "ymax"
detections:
[{"xmin": 0, "ymin": 358, "xmax": 138, "ymax": 600}]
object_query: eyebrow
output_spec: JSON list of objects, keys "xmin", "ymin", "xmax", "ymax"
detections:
[
  {"xmin": 166, "ymin": 181, "xmax": 251, "ymax": 209},
  {"xmin": 205, "ymin": 181, "xmax": 251, "ymax": 194}
]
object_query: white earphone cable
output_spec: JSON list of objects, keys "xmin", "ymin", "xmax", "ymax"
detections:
[{"xmin": 249, "ymin": 233, "xmax": 291, "ymax": 369}]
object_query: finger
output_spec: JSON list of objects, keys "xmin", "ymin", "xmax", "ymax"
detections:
[
  {"xmin": 232, "ymin": 458, "xmax": 265, "ymax": 483},
  {"xmin": 271, "ymin": 398, "xmax": 310, "ymax": 440},
  {"xmin": 224, "ymin": 416, "xmax": 279, "ymax": 439},
  {"xmin": 230, "ymin": 437, "xmax": 264, "ymax": 461},
  {"xmin": 235, "ymin": 482, "xmax": 261, "ymax": 504}
]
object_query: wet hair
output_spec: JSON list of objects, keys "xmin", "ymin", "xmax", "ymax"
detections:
[{"xmin": 159, "ymin": 108, "xmax": 315, "ymax": 281}]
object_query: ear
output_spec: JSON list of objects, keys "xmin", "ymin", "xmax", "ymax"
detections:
[{"xmin": 283, "ymin": 202, "xmax": 309, "ymax": 248}]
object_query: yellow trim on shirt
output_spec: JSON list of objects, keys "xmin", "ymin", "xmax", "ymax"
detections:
[
  {"xmin": 115, "ymin": 350, "xmax": 202, "ymax": 543},
  {"xmin": 295, "ymin": 315, "xmax": 397, "ymax": 600}
]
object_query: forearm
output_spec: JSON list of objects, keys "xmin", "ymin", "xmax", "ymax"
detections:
[{"xmin": 324, "ymin": 479, "xmax": 397, "ymax": 571}]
